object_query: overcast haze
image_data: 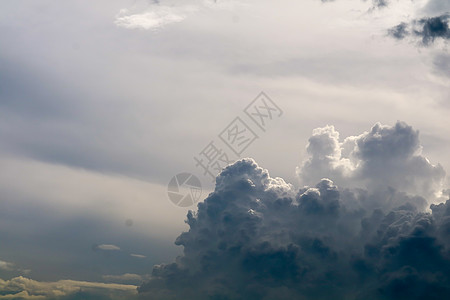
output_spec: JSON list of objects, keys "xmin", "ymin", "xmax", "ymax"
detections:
[{"xmin": 0, "ymin": 0, "xmax": 449, "ymax": 299}]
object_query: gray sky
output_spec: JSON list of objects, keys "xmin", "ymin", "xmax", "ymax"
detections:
[{"xmin": 0, "ymin": 0, "xmax": 449, "ymax": 298}]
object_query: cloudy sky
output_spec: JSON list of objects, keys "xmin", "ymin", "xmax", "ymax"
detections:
[{"xmin": 0, "ymin": 0, "xmax": 449, "ymax": 299}]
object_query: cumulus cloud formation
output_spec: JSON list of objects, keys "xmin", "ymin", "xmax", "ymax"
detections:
[
  {"xmin": 389, "ymin": 14, "xmax": 450, "ymax": 46},
  {"xmin": 138, "ymin": 122, "xmax": 449, "ymax": 299},
  {"xmin": 297, "ymin": 121, "xmax": 445, "ymax": 201},
  {"xmin": 0, "ymin": 276, "xmax": 138, "ymax": 299}
]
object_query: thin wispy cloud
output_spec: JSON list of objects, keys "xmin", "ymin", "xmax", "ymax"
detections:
[
  {"xmin": 130, "ymin": 254, "xmax": 146, "ymax": 259},
  {"xmin": 103, "ymin": 273, "xmax": 149, "ymax": 285},
  {"xmin": 0, "ymin": 261, "xmax": 13, "ymax": 271},
  {"xmin": 115, "ymin": 0, "xmax": 247, "ymax": 30},
  {"xmin": 115, "ymin": 5, "xmax": 196, "ymax": 30},
  {"xmin": 95, "ymin": 244, "xmax": 121, "ymax": 251}
]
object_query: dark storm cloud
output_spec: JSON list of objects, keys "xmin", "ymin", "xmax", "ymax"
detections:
[
  {"xmin": 415, "ymin": 14, "xmax": 450, "ymax": 45},
  {"xmin": 389, "ymin": 14, "xmax": 450, "ymax": 46},
  {"xmin": 388, "ymin": 22, "xmax": 408, "ymax": 40},
  {"xmin": 138, "ymin": 122, "xmax": 450, "ymax": 300}
]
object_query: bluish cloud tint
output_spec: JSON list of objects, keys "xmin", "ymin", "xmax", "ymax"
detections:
[{"xmin": 0, "ymin": 0, "xmax": 449, "ymax": 299}]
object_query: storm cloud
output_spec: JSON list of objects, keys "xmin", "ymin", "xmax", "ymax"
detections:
[
  {"xmin": 389, "ymin": 14, "xmax": 450, "ymax": 46},
  {"xmin": 1, "ymin": 1, "xmax": 450, "ymax": 299},
  {"xmin": 138, "ymin": 122, "xmax": 449, "ymax": 300}
]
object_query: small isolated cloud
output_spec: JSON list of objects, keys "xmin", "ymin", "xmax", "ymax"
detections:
[
  {"xmin": 115, "ymin": 0, "xmax": 246, "ymax": 30},
  {"xmin": 130, "ymin": 254, "xmax": 146, "ymax": 258},
  {"xmin": 115, "ymin": 5, "xmax": 195, "ymax": 30},
  {"xmin": 138, "ymin": 122, "xmax": 450, "ymax": 300},
  {"xmin": 0, "ymin": 260, "xmax": 14, "ymax": 271},
  {"xmin": 0, "ymin": 259, "xmax": 31, "ymax": 275},
  {"xmin": 0, "ymin": 276, "xmax": 138, "ymax": 299},
  {"xmin": 95, "ymin": 244, "xmax": 121, "ymax": 251},
  {"xmin": 388, "ymin": 22, "xmax": 408, "ymax": 39},
  {"xmin": 389, "ymin": 14, "xmax": 450, "ymax": 46}
]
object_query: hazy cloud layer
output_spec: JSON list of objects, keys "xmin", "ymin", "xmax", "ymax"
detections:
[
  {"xmin": 138, "ymin": 122, "xmax": 449, "ymax": 299},
  {"xmin": 423, "ymin": 0, "xmax": 450, "ymax": 15},
  {"xmin": 1, "ymin": 0, "xmax": 450, "ymax": 299},
  {"xmin": 0, "ymin": 156, "xmax": 185, "ymax": 283},
  {"xmin": 433, "ymin": 53, "xmax": 450, "ymax": 77},
  {"xmin": 102, "ymin": 273, "xmax": 149, "ymax": 285}
]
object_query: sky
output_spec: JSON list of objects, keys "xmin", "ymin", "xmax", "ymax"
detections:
[{"xmin": 0, "ymin": 0, "xmax": 449, "ymax": 299}]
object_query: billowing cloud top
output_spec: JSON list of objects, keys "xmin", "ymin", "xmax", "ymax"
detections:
[
  {"xmin": 298, "ymin": 121, "xmax": 445, "ymax": 201},
  {"xmin": 139, "ymin": 122, "xmax": 449, "ymax": 300}
]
